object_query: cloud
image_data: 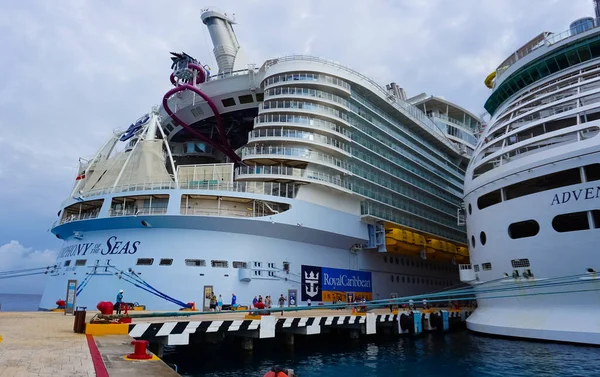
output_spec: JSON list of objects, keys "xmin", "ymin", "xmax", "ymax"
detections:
[{"xmin": 0, "ymin": 241, "xmax": 58, "ymax": 294}]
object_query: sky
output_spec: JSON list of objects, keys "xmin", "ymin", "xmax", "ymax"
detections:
[{"xmin": 0, "ymin": 0, "xmax": 591, "ymax": 293}]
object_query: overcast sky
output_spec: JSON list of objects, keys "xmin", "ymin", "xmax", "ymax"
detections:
[{"xmin": 0, "ymin": 0, "xmax": 591, "ymax": 293}]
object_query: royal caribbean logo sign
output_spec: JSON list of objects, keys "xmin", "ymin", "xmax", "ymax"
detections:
[
  {"xmin": 301, "ymin": 265, "xmax": 322, "ymax": 301},
  {"xmin": 301, "ymin": 265, "xmax": 372, "ymax": 302}
]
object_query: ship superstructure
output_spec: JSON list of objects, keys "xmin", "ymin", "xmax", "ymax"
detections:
[
  {"xmin": 41, "ymin": 8, "xmax": 477, "ymax": 310},
  {"xmin": 462, "ymin": 4, "xmax": 600, "ymax": 344}
]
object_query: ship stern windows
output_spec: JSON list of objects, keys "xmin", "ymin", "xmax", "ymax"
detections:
[
  {"xmin": 109, "ymin": 195, "xmax": 169, "ymax": 217},
  {"xmin": 60, "ymin": 199, "xmax": 104, "ymax": 224}
]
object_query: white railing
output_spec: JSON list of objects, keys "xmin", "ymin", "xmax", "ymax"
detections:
[
  {"xmin": 236, "ymin": 165, "xmax": 351, "ymax": 190},
  {"xmin": 265, "ymin": 55, "xmax": 458, "ymax": 152},
  {"xmin": 108, "ymin": 208, "xmax": 168, "ymax": 217},
  {"xmin": 78, "ymin": 181, "xmax": 300, "ymax": 200},
  {"xmin": 496, "ymin": 18, "xmax": 600, "ymax": 80},
  {"xmin": 59, "ymin": 210, "xmax": 100, "ymax": 225},
  {"xmin": 240, "ymin": 146, "xmax": 351, "ymax": 171},
  {"xmin": 247, "ymin": 128, "xmax": 350, "ymax": 153}
]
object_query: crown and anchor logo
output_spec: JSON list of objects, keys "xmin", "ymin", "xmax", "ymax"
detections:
[{"xmin": 304, "ymin": 270, "xmax": 320, "ymax": 297}]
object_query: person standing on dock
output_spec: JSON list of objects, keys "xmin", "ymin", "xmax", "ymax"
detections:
[
  {"xmin": 217, "ymin": 295, "xmax": 223, "ymax": 312},
  {"xmin": 278, "ymin": 294, "xmax": 286, "ymax": 315},
  {"xmin": 115, "ymin": 289, "xmax": 124, "ymax": 315},
  {"xmin": 231, "ymin": 293, "xmax": 237, "ymax": 309}
]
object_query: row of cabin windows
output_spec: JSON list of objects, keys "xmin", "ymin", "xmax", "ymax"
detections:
[
  {"xmin": 64, "ymin": 259, "xmax": 289, "ymax": 270},
  {"xmin": 477, "ymin": 163, "xmax": 600, "ymax": 210},
  {"xmin": 509, "ymin": 210, "xmax": 600, "ymax": 239},
  {"xmin": 471, "ymin": 210, "xmax": 600, "ymax": 248},
  {"xmin": 382, "ymin": 255, "xmax": 456, "ymax": 272},
  {"xmin": 221, "ymin": 93, "xmax": 264, "ymax": 108},
  {"xmin": 389, "ymin": 274, "xmax": 454, "ymax": 287}
]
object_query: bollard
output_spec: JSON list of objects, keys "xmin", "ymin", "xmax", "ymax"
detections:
[{"xmin": 127, "ymin": 340, "xmax": 152, "ymax": 360}]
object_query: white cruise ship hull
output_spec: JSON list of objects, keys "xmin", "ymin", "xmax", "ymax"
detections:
[{"xmin": 41, "ymin": 193, "xmax": 459, "ymax": 310}]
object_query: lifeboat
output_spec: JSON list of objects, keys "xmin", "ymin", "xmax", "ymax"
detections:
[{"xmin": 385, "ymin": 228, "xmax": 426, "ymax": 255}]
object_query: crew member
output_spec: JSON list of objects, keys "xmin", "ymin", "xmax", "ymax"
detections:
[{"xmin": 115, "ymin": 289, "xmax": 124, "ymax": 315}]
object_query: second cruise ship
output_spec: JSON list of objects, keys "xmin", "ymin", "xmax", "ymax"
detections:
[
  {"xmin": 40, "ymin": 8, "xmax": 479, "ymax": 311},
  {"xmin": 463, "ymin": 3, "xmax": 600, "ymax": 345}
]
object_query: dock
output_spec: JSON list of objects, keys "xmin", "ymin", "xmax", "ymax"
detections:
[
  {"xmin": 0, "ymin": 307, "xmax": 473, "ymax": 376},
  {"xmin": 0, "ymin": 311, "xmax": 178, "ymax": 377}
]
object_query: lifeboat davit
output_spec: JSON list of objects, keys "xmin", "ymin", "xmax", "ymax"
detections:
[{"xmin": 385, "ymin": 228, "xmax": 426, "ymax": 255}]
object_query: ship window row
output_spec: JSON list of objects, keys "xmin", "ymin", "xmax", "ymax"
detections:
[
  {"xmin": 361, "ymin": 201, "xmax": 466, "ymax": 244},
  {"xmin": 351, "ymin": 131, "xmax": 463, "ymax": 199},
  {"xmin": 485, "ymin": 35, "xmax": 600, "ymax": 115},
  {"xmin": 255, "ymin": 113, "xmax": 352, "ymax": 138},
  {"xmin": 482, "ymin": 87, "xmax": 600, "ymax": 151},
  {"xmin": 494, "ymin": 65, "xmax": 600, "ymax": 125},
  {"xmin": 264, "ymin": 86, "xmax": 349, "ymax": 108},
  {"xmin": 476, "ymin": 163, "xmax": 600, "ymax": 210},
  {"xmin": 248, "ymin": 128, "xmax": 351, "ymax": 153},
  {"xmin": 505, "ymin": 210, "xmax": 600, "ymax": 240},
  {"xmin": 348, "ymin": 94, "xmax": 465, "ymax": 178},
  {"xmin": 352, "ymin": 163, "xmax": 459, "ymax": 218},
  {"xmin": 132, "ymin": 259, "xmax": 253, "ymax": 268},
  {"xmin": 263, "ymin": 72, "xmax": 350, "ymax": 91},
  {"xmin": 390, "ymin": 274, "xmax": 454, "ymax": 287},
  {"xmin": 383, "ymin": 255, "xmax": 458, "ymax": 272},
  {"xmin": 348, "ymin": 108, "xmax": 464, "ymax": 188},
  {"xmin": 262, "ymin": 100, "xmax": 346, "ymax": 122},
  {"xmin": 240, "ymin": 146, "xmax": 351, "ymax": 170},
  {"xmin": 109, "ymin": 195, "xmax": 169, "ymax": 217},
  {"xmin": 473, "ymin": 126, "xmax": 599, "ymax": 179}
]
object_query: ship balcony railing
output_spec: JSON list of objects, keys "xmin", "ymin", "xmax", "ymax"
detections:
[
  {"xmin": 179, "ymin": 207, "xmax": 256, "ymax": 218},
  {"xmin": 495, "ymin": 18, "xmax": 600, "ymax": 81},
  {"xmin": 264, "ymin": 86, "xmax": 350, "ymax": 108},
  {"xmin": 108, "ymin": 207, "xmax": 168, "ymax": 217},
  {"xmin": 263, "ymin": 92, "xmax": 350, "ymax": 111},
  {"xmin": 254, "ymin": 114, "xmax": 352, "ymax": 139},
  {"xmin": 236, "ymin": 165, "xmax": 351, "ymax": 189},
  {"xmin": 58, "ymin": 211, "xmax": 100, "ymax": 225},
  {"xmin": 76, "ymin": 181, "xmax": 300, "ymax": 201},
  {"xmin": 262, "ymin": 70, "xmax": 351, "ymax": 92},
  {"xmin": 247, "ymin": 128, "xmax": 351, "ymax": 154},
  {"xmin": 265, "ymin": 55, "xmax": 457, "ymax": 152},
  {"xmin": 240, "ymin": 146, "xmax": 351, "ymax": 171}
]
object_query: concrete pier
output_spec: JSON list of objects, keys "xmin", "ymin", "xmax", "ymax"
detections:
[{"xmin": 0, "ymin": 312, "xmax": 179, "ymax": 377}]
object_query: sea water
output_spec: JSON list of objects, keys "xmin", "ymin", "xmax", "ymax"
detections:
[
  {"xmin": 163, "ymin": 331, "xmax": 600, "ymax": 377},
  {"xmin": 0, "ymin": 293, "xmax": 41, "ymax": 311}
]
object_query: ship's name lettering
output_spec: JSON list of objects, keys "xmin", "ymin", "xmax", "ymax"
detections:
[
  {"xmin": 551, "ymin": 186, "xmax": 600, "ymax": 205},
  {"xmin": 58, "ymin": 236, "xmax": 140, "ymax": 258}
]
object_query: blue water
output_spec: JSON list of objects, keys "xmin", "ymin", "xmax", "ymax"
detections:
[
  {"xmin": 0, "ymin": 293, "xmax": 42, "ymax": 311},
  {"xmin": 164, "ymin": 331, "xmax": 600, "ymax": 377}
]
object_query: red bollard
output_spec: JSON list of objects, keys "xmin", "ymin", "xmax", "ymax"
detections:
[{"xmin": 127, "ymin": 340, "xmax": 152, "ymax": 360}]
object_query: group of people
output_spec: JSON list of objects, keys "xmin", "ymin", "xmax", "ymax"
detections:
[{"xmin": 209, "ymin": 293, "xmax": 224, "ymax": 312}]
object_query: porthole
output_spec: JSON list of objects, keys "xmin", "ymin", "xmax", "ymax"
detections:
[
  {"xmin": 402, "ymin": 276, "xmax": 405, "ymax": 283},
  {"xmin": 468, "ymin": 203, "xmax": 472, "ymax": 215},
  {"xmin": 383, "ymin": 256, "xmax": 387, "ymax": 263},
  {"xmin": 390, "ymin": 275, "xmax": 394, "ymax": 282},
  {"xmin": 480, "ymin": 231, "xmax": 487, "ymax": 246},
  {"xmin": 471, "ymin": 235, "xmax": 476, "ymax": 248},
  {"xmin": 396, "ymin": 276, "xmax": 399, "ymax": 283}
]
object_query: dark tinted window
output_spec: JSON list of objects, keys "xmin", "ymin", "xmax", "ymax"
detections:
[
  {"xmin": 221, "ymin": 98, "xmax": 236, "ymax": 107},
  {"xmin": 585, "ymin": 164, "xmax": 600, "ymax": 182},
  {"xmin": 238, "ymin": 94, "xmax": 254, "ymax": 104},
  {"xmin": 480, "ymin": 231, "xmax": 487, "ymax": 245},
  {"xmin": 159, "ymin": 258, "xmax": 173, "ymax": 266},
  {"xmin": 136, "ymin": 258, "xmax": 154, "ymax": 266},
  {"xmin": 505, "ymin": 168, "xmax": 581, "ymax": 200},
  {"xmin": 508, "ymin": 220, "xmax": 540, "ymax": 239},
  {"xmin": 593, "ymin": 210, "xmax": 600, "ymax": 228},
  {"xmin": 552, "ymin": 211, "xmax": 590, "ymax": 233},
  {"xmin": 477, "ymin": 190, "xmax": 502, "ymax": 210}
]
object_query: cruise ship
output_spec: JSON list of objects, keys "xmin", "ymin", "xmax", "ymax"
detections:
[
  {"xmin": 462, "ymin": 4, "xmax": 600, "ymax": 344},
  {"xmin": 40, "ymin": 8, "xmax": 479, "ymax": 311}
]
